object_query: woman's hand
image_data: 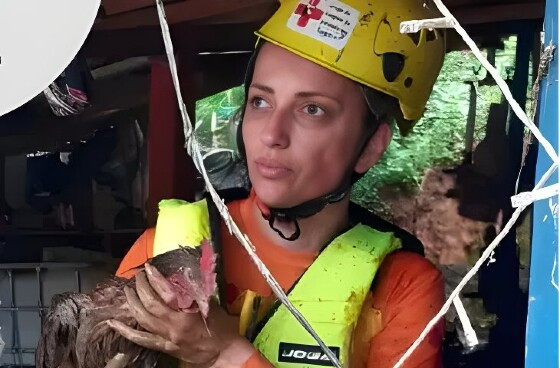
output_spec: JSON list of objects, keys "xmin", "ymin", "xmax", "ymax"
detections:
[{"xmin": 106, "ymin": 269, "xmax": 256, "ymax": 368}]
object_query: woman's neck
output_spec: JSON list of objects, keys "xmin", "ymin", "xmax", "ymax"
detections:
[{"xmin": 251, "ymin": 196, "xmax": 351, "ymax": 253}]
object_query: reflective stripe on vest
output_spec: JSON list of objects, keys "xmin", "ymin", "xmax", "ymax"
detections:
[
  {"xmin": 153, "ymin": 198, "xmax": 210, "ymax": 257},
  {"xmin": 253, "ymin": 224, "xmax": 401, "ymax": 368}
]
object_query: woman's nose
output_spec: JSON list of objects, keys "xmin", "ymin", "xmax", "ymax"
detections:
[{"xmin": 260, "ymin": 107, "xmax": 290, "ymax": 149}]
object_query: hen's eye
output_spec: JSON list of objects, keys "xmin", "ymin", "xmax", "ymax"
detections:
[{"xmin": 186, "ymin": 269, "xmax": 194, "ymax": 281}]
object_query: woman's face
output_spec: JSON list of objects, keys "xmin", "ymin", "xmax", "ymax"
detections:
[{"xmin": 242, "ymin": 42, "xmax": 370, "ymax": 208}]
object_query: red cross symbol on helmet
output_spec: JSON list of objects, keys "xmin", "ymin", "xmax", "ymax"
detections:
[{"xmin": 294, "ymin": 0, "xmax": 324, "ymax": 27}]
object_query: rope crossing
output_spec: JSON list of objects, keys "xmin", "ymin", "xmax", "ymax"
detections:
[
  {"xmin": 394, "ymin": 1, "xmax": 558, "ymax": 366},
  {"xmin": 154, "ymin": 2, "xmax": 343, "ymax": 368},
  {"xmin": 154, "ymin": 0, "xmax": 558, "ymax": 367}
]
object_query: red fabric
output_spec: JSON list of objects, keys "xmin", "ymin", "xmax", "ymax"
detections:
[{"xmin": 146, "ymin": 61, "xmax": 196, "ymax": 225}]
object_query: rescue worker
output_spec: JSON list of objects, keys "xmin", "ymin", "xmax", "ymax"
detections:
[{"xmin": 112, "ymin": 0, "xmax": 446, "ymax": 367}]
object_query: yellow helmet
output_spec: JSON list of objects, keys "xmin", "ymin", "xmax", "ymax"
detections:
[{"xmin": 256, "ymin": 0, "xmax": 446, "ymax": 133}]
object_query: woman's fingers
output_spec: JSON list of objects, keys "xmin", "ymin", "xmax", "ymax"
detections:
[
  {"xmin": 106, "ymin": 319, "xmax": 180, "ymax": 353},
  {"xmin": 135, "ymin": 271, "xmax": 173, "ymax": 318},
  {"xmin": 106, "ymin": 319, "xmax": 218, "ymax": 365},
  {"xmin": 103, "ymin": 353, "xmax": 131, "ymax": 368},
  {"xmin": 123, "ymin": 285, "xmax": 165, "ymax": 335}
]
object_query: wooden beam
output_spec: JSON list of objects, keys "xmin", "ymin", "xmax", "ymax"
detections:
[
  {"xmin": 87, "ymin": 2, "xmax": 544, "ymax": 61},
  {"xmin": 197, "ymin": 53, "xmax": 251, "ymax": 98},
  {"xmin": 95, "ymin": 0, "xmax": 544, "ymax": 31},
  {"xmin": 95, "ymin": 0, "xmax": 274, "ymax": 30},
  {"xmin": 0, "ymin": 109, "xmax": 138, "ymax": 156},
  {"xmin": 453, "ymin": 2, "xmax": 545, "ymax": 25},
  {"xmin": 0, "ymin": 74, "xmax": 150, "ymax": 155},
  {"xmin": 189, "ymin": 2, "xmax": 278, "ymax": 25},
  {"xmin": 84, "ymin": 26, "xmax": 164, "ymax": 61},
  {"xmin": 101, "ymin": 0, "xmax": 181, "ymax": 16},
  {"xmin": 446, "ymin": 19, "xmax": 541, "ymax": 52},
  {"xmin": 84, "ymin": 22, "xmax": 260, "ymax": 61}
]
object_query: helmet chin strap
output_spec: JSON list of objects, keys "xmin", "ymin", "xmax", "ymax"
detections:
[{"xmin": 254, "ymin": 185, "xmax": 351, "ymax": 241}]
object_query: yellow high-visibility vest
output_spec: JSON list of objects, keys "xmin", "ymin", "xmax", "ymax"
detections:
[
  {"xmin": 253, "ymin": 224, "xmax": 400, "ymax": 367},
  {"xmin": 152, "ymin": 198, "xmax": 401, "ymax": 367}
]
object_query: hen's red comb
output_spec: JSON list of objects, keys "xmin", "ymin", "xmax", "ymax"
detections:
[
  {"xmin": 200, "ymin": 240, "xmax": 215, "ymax": 273},
  {"xmin": 200, "ymin": 240, "xmax": 217, "ymax": 297}
]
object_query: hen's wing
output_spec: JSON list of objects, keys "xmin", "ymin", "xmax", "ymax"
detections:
[
  {"xmin": 36, "ymin": 292, "xmax": 93, "ymax": 368},
  {"xmin": 77, "ymin": 278, "xmax": 159, "ymax": 368}
]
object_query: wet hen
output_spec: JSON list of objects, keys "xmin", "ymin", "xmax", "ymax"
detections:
[{"xmin": 36, "ymin": 242, "xmax": 217, "ymax": 368}]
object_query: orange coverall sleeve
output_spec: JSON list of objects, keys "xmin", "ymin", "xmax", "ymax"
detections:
[
  {"xmin": 368, "ymin": 252, "xmax": 445, "ymax": 368},
  {"xmin": 241, "ymin": 352, "xmax": 274, "ymax": 368},
  {"xmin": 115, "ymin": 227, "xmax": 155, "ymax": 278}
]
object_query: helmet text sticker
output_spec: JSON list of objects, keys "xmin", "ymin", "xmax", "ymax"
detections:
[{"xmin": 287, "ymin": 0, "xmax": 359, "ymax": 51}]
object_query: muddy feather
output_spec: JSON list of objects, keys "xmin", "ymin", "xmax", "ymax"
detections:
[{"xmin": 36, "ymin": 242, "xmax": 217, "ymax": 368}]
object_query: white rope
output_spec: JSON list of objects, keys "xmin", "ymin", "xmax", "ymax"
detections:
[
  {"xmin": 393, "ymin": 163, "xmax": 558, "ymax": 367},
  {"xmin": 155, "ymin": 0, "xmax": 557, "ymax": 366},
  {"xmin": 154, "ymin": 2, "xmax": 343, "ymax": 367},
  {"xmin": 422, "ymin": 0, "xmax": 558, "ymax": 164},
  {"xmin": 511, "ymin": 184, "xmax": 560, "ymax": 208},
  {"xmin": 392, "ymin": 2, "xmax": 559, "ymax": 366},
  {"xmin": 400, "ymin": 17, "xmax": 455, "ymax": 34},
  {"xmin": 452, "ymin": 296, "xmax": 478, "ymax": 347}
]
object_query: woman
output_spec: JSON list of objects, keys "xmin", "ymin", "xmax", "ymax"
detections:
[{"xmin": 113, "ymin": 1, "xmax": 446, "ymax": 367}]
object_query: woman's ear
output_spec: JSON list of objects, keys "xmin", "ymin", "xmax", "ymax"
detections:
[{"xmin": 354, "ymin": 122, "xmax": 392, "ymax": 174}]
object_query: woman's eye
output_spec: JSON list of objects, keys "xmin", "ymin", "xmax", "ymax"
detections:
[
  {"xmin": 302, "ymin": 104, "xmax": 325, "ymax": 116},
  {"xmin": 251, "ymin": 97, "xmax": 270, "ymax": 109}
]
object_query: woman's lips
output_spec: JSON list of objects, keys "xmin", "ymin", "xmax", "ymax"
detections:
[{"xmin": 254, "ymin": 158, "xmax": 291, "ymax": 179}]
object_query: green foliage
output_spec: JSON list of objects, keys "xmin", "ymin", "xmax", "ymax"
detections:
[
  {"xmin": 352, "ymin": 36, "xmax": 522, "ymax": 216},
  {"xmin": 195, "ymin": 86, "xmax": 245, "ymax": 152}
]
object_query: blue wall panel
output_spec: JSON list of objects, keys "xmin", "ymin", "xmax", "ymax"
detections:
[{"xmin": 525, "ymin": 0, "xmax": 559, "ymax": 367}]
